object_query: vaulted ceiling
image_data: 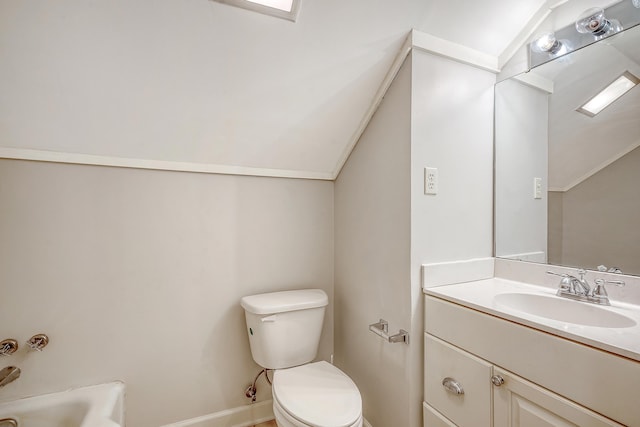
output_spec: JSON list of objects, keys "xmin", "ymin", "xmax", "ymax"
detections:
[{"xmin": 0, "ymin": 0, "xmax": 621, "ymax": 179}]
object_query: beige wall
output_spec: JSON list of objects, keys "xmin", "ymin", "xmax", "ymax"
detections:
[
  {"xmin": 556, "ymin": 146, "xmax": 640, "ymax": 275},
  {"xmin": 547, "ymin": 191, "xmax": 563, "ymax": 265},
  {"xmin": 334, "ymin": 57, "xmax": 412, "ymax": 427},
  {"xmin": 0, "ymin": 159, "xmax": 334, "ymax": 427}
]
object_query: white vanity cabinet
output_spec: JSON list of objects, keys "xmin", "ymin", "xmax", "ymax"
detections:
[{"xmin": 423, "ymin": 295, "xmax": 637, "ymax": 427}]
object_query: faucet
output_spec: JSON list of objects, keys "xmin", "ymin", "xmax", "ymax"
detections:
[
  {"xmin": 0, "ymin": 366, "xmax": 20, "ymax": 388},
  {"xmin": 547, "ymin": 269, "xmax": 625, "ymax": 306}
]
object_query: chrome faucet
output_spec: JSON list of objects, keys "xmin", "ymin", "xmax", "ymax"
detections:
[
  {"xmin": 547, "ymin": 269, "xmax": 625, "ymax": 306},
  {"xmin": 0, "ymin": 366, "xmax": 20, "ymax": 388}
]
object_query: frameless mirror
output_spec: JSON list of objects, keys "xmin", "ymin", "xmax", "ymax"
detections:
[{"xmin": 495, "ymin": 20, "xmax": 640, "ymax": 276}]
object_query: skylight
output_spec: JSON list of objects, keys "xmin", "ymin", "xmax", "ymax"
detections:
[
  {"xmin": 577, "ymin": 71, "xmax": 639, "ymax": 117},
  {"xmin": 214, "ymin": 0, "xmax": 300, "ymax": 21},
  {"xmin": 246, "ymin": 0, "xmax": 293, "ymax": 12}
]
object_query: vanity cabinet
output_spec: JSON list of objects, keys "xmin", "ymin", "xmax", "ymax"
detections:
[{"xmin": 423, "ymin": 295, "xmax": 638, "ymax": 427}]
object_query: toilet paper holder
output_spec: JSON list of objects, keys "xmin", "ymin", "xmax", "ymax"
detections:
[{"xmin": 369, "ymin": 319, "xmax": 409, "ymax": 344}]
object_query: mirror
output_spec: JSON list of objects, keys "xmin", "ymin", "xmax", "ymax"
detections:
[{"xmin": 495, "ymin": 20, "xmax": 640, "ymax": 276}]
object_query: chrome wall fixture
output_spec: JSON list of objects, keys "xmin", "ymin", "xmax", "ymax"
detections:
[
  {"xmin": 529, "ymin": 0, "xmax": 640, "ymax": 68},
  {"xmin": 0, "ymin": 340, "xmax": 18, "ymax": 357},
  {"xmin": 26, "ymin": 334, "xmax": 49, "ymax": 352},
  {"xmin": 368, "ymin": 319, "xmax": 409, "ymax": 344}
]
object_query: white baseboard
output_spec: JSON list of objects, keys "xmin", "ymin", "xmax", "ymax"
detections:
[
  {"xmin": 160, "ymin": 400, "xmax": 372, "ymax": 427},
  {"xmin": 160, "ymin": 400, "xmax": 273, "ymax": 427}
]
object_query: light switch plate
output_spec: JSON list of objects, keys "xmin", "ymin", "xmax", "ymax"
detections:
[{"xmin": 534, "ymin": 177, "xmax": 542, "ymax": 199}]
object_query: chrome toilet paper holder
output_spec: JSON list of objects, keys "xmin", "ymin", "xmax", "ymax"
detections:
[{"xmin": 369, "ymin": 319, "xmax": 409, "ymax": 344}]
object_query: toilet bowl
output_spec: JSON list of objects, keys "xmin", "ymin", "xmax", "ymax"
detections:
[
  {"xmin": 272, "ymin": 361, "xmax": 362, "ymax": 427},
  {"xmin": 240, "ymin": 289, "xmax": 363, "ymax": 427}
]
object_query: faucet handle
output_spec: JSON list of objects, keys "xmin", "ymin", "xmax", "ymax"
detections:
[
  {"xmin": 592, "ymin": 278, "xmax": 625, "ymax": 302},
  {"xmin": 26, "ymin": 334, "xmax": 49, "ymax": 352},
  {"xmin": 0, "ymin": 339, "xmax": 18, "ymax": 356}
]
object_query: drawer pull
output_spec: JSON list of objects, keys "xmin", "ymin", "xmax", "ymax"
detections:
[
  {"xmin": 491, "ymin": 375, "xmax": 505, "ymax": 386},
  {"xmin": 442, "ymin": 377, "xmax": 464, "ymax": 395}
]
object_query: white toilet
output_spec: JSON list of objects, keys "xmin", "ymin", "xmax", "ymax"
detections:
[{"xmin": 241, "ymin": 289, "xmax": 363, "ymax": 427}]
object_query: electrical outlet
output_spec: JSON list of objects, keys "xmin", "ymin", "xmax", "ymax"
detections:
[{"xmin": 425, "ymin": 167, "xmax": 438, "ymax": 195}]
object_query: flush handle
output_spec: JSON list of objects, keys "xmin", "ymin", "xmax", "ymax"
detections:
[{"xmin": 442, "ymin": 377, "xmax": 464, "ymax": 395}]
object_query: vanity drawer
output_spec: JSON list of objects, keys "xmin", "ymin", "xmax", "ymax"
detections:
[
  {"xmin": 423, "ymin": 402, "xmax": 456, "ymax": 427},
  {"xmin": 424, "ymin": 333, "xmax": 491, "ymax": 427}
]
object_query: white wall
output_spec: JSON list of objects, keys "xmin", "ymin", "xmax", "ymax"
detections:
[
  {"xmin": 494, "ymin": 78, "xmax": 548, "ymax": 261},
  {"xmin": 0, "ymin": 159, "xmax": 334, "ymax": 427},
  {"xmin": 334, "ymin": 57, "xmax": 412, "ymax": 427},
  {"xmin": 335, "ymin": 47, "xmax": 496, "ymax": 427},
  {"xmin": 410, "ymin": 49, "xmax": 496, "ymax": 426}
]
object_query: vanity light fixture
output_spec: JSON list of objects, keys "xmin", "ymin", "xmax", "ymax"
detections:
[
  {"xmin": 575, "ymin": 7, "xmax": 623, "ymax": 40},
  {"xmin": 213, "ymin": 0, "xmax": 300, "ymax": 21},
  {"xmin": 577, "ymin": 71, "xmax": 640, "ymax": 117}
]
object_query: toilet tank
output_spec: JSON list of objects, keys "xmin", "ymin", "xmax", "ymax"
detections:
[{"xmin": 241, "ymin": 289, "xmax": 328, "ymax": 369}]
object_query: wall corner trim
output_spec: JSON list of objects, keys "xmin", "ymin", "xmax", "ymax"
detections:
[
  {"xmin": 331, "ymin": 31, "xmax": 413, "ymax": 180},
  {"xmin": 0, "ymin": 147, "xmax": 334, "ymax": 181},
  {"xmin": 512, "ymin": 72, "xmax": 554, "ymax": 94},
  {"xmin": 331, "ymin": 29, "xmax": 501, "ymax": 180},
  {"xmin": 410, "ymin": 29, "xmax": 500, "ymax": 74}
]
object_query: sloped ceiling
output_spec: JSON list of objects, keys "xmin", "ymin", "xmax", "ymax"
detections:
[{"xmin": 1, "ymin": 0, "xmax": 548, "ymax": 179}]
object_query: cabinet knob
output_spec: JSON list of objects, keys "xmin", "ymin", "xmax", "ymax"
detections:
[
  {"xmin": 491, "ymin": 375, "xmax": 505, "ymax": 386},
  {"xmin": 442, "ymin": 377, "xmax": 464, "ymax": 395}
]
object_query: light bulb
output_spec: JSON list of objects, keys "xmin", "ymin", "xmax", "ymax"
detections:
[
  {"xmin": 575, "ymin": 7, "xmax": 623, "ymax": 39},
  {"xmin": 532, "ymin": 33, "xmax": 562, "ymax": 54}
]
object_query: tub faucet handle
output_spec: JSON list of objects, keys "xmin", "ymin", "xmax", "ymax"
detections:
[
  {"xmin": 26, "ymin": 334, "xmax": 49, "ymax": 351},
  {"xmin": 0, "ymin": 340, "xmax": 18, "ymax": 356}
]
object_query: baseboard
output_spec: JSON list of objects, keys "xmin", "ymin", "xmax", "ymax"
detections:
[
  {"xmin": 160, "ymin": 400, "xmax": 273, "ymax": 427},
  {"xmin": 160, "ymin": 400, "xmax": 372, "ymax": 427}
]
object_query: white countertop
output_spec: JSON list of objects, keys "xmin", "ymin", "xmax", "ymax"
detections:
[{"xmin": 425, "ymin": 278, "xmax": 640, "ymax": 362}]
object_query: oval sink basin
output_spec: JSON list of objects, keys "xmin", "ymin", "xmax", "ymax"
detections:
[{"xmin": 494, "ymin": 293, "xmax": 636, "ymax": 328}]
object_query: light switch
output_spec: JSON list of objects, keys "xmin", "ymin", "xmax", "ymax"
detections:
[{"xmin": 534, "ymin": 177, "xmax": 542, "ymax": 199}]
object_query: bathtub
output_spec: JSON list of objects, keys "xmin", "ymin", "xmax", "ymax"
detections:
[{"xmin": 0, "ymin": 382, "xmax": 124, "ymax": 427}]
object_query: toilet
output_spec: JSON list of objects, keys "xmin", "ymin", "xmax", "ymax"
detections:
[{"xmin": 241, "ymin": 289, "xmax": 363, "ymax": 427}]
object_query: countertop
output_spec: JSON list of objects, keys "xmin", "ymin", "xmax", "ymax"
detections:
[{"xmin": 425, "ymin": 278, "xmax": 640, "ymax": 362}]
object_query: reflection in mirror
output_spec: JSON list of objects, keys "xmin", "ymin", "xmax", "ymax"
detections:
[{"xmin": 495, "ymin": 18, "xmax": 640, "ymax": 276}]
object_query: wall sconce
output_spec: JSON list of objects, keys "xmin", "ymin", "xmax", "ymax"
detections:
[{"xmin": 575, "ymin": 7, "xmax": 623, "ymax": 40}]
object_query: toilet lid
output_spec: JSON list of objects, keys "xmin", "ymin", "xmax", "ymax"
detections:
[{"xmin": 273, "ymin": 361, "xmax": 362, "ymax": 427}]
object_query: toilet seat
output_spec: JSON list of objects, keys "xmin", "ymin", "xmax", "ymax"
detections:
[{"xmin": 272, "ymin": 361, "xmax": 362, "ymax": 427}]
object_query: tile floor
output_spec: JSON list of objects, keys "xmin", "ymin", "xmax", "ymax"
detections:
[{"xmin": 254, "ymin": 421, "xmax": 277, "ymax": 427}]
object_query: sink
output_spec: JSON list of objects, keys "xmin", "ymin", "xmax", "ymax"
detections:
[
  {"xmin": 494, "ymin": 293, "xmax": 636, "ymax": 328},
  {"xmin": 0, "ymin": 382, "xmax": 124, "ymax": 427}
]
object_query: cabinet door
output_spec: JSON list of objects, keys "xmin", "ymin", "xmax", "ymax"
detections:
[
  {"xmin": 493, "ymin": 367, "xmax": 623, "ymax": 427},
  {"xmin": 424, "ymin": 334, "xmax": 492, "ymax": 427}
]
